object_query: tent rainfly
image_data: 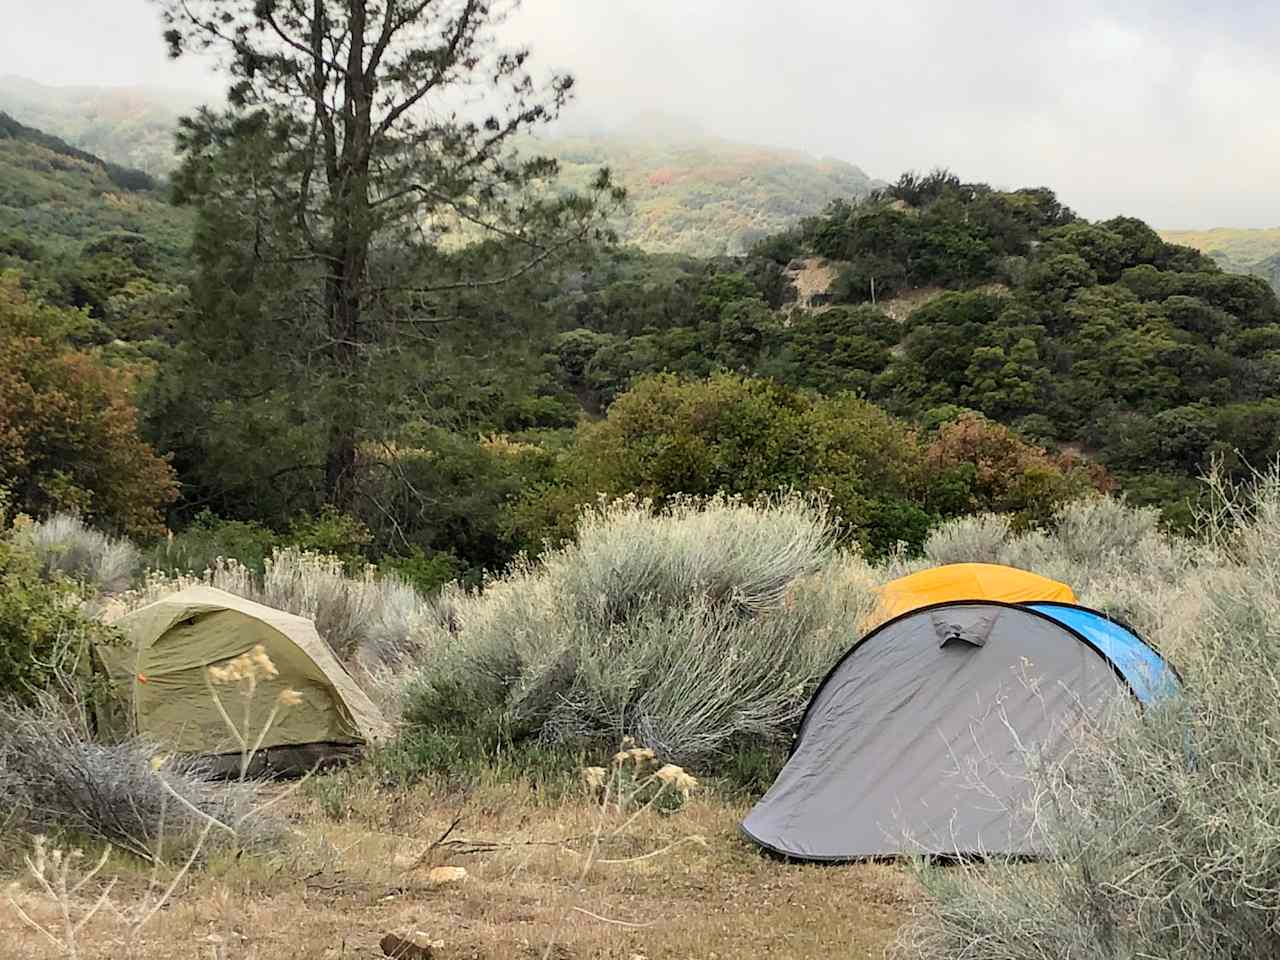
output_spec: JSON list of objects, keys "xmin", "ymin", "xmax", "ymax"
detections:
[
  {"xmin": 100, "ymin": 586, "xmax": 390, "ymax": 774},
  {"xmin": 867, "ymin": 562, "xmax": 1076, "ymax": 627},
  {"xmin": 741, "ymin": 599, "xmax": 1178, "ymax": 860}
]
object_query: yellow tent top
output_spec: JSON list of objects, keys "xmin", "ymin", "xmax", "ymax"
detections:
[{"xmin": 869, "ymin": 562, "xmax": 1075, "ymax": 627}]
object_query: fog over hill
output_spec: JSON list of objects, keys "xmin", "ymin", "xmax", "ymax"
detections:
[
  {"xmin": 0, "ymin": 74, "xmax": 199, "ymax": 176},
  {"xmin": 3, "ymin": 68, "xmax": 1272, "ymax": 262},
  {"xmin": 5, "ymin": 0, "xmax": 1280, "ymax": 227},
  {"xmin": 0, "ymin": 76, "xmax": 881, "ymax": 256}
]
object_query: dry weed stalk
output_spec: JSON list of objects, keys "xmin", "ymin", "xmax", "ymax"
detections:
[
  {"xmin": 540, "ymin": 739, "xmax": 705, "ymax": 960},
  {"xmin": 5, "ymin": 839, "xmax": 115, "ymax": 960},
  {"xmin": 4, "ymin": 646, "xmax": 308, "ymax": 959},
  {"xmin": 205, "ymin": 644, "xmax": 303, "ymax": 781}
]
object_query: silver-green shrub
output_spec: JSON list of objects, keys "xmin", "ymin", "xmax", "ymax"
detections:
[
  {"xmin": 896, "ymin": 471, "xmax": 1280, "ymax": 960},
  {"xmin": 116, "ymin": 547, "xmax": 437, "ymax": 661},
  {"xmin": 397, "ymin": 495, "xmax": 868, "ymax": 764},
  {"xmin": 13, "ymin": 513, "xmax": 142, "ymax": 594},
  {"xmin": 0, "ymin": 695, "xmax": 273, "ymax": 858}
]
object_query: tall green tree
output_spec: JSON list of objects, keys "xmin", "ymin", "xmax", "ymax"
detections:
[{"xmin": 159, "ymin": 0, "xmax": 622, "ymax": 508}]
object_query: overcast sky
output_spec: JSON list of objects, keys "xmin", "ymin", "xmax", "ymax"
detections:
[{"xmin": 4, "ymin": 0, "xmax": 1277, "ymax": 228}]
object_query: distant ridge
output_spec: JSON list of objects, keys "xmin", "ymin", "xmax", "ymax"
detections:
[
  {"xmin": 0, "ymin": 76, "xmax": 883, "ymax": 257},
  {"xmin": 0, "ymin": 74, "xmax": 204, "ymax": 177},
  {"xmin": 0, "ymin": 110, "xmax": 192, "ymax": 261},
  {"xmin": 520, "ymin": 124, "xmax": 882, "ymax": 255},
  {"xmin": 0, "ymin": 110, "xmax": 156, "ymax": 192},
  {"xmin": 1160, "ymin": 227, "xmax": 1280, "ymax": 293}
]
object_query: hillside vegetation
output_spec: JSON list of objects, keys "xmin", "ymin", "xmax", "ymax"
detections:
[
  {"xmin": 1, "ymin": 76, "xmax": 877, "ymax": 257},
  {"xmin": 525, "ymin": 124, "xmax": 880, "ymax": 255},
  {"xmin": 539, "ymin": 171, "xmax": 1280, "ymax": 533},
  {"xmin": 1159, "ymin": 226, "xmax": 1280, "ymax": 292},
  {"xmin": 0, "ymin": 110, "xmax": 193, "ymax": 285},
  {"xmin": 5, "ymin": 102, "xmax": 1278, "ymax": 579},
  {"xmin": 11, "ymin": 75, "xmax": 1275, "ymax": 274},
  {"xmin": 1159, "ymin": 227, "xmax": 1280, "ymax": 268},
  {"xmin": 0, "ymin": 74, "xmax": 192, "ymax": 176},
  {"xmin": 0, "ymin": 113, "xmax": 192, "ymax": 469}
]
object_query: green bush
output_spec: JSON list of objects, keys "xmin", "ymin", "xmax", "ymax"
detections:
[
  {"xmin": 511, "ymin": 373, "xmax": 929, "ymax": 556},
  {"xmin": 352, "ymin": 427, "xmax": 546, "ymax": 581},
  {"xmin": 285, "ymin": 506, "xmax": 372, "ymax": 571},
  {"xmin": 148, "ymin": 509, "xmax": 280, "ymax": 575},
  {"xmin": 0, "ymin": 529, "xmax": 111, "ymax": 699},
  {"xmin": 378, "ymin": 546, "xmax": 459, "ymax": 595},
  {"xmin": 512, "ymin": 374, "xmax": 1105, "ymax": 561}
]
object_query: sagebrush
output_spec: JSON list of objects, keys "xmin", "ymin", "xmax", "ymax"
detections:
[
  {"xmin": 111, "ymin": 546, "xmax": 443, "ymax": 661},
  {"xmin": 12, "ymin": 514, "xmax": 142, "ymax": 594},
  {"xmin": 897, "ymin": 469, "xmax": 1280, "ymax": 960},
  {"xmin": 0, "ymin": 695, "xmax": 272, "ymax": 861},
  {"xmin": 397, "ymin": 494, "xmax": 870, "ymax": 765}
]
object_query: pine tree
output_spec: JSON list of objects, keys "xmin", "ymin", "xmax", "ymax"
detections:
[{"xmin": 159, "ymin": 0, "xmax": 622, "ymax": 506}]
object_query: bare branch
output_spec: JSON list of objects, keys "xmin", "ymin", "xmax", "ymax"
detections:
[
  {"xmin": 261, "ymin": 6, "xmax": 349, "ymax": 77},
  {"xmin": 367, "ymin": 0, "xmax": 436, "ymax": 82}
]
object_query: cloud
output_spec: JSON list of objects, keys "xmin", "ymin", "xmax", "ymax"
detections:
[
  {"xmin": 4, "ymin": 0, "xmax": 1277, "ymax": 227},
  {"xmin": 506, "ymin": 0, "xmax": 1280, "ymax": 227},
  {"xmin": 0, "ymin": 0, "xmax": 220, "ymax": 94}
]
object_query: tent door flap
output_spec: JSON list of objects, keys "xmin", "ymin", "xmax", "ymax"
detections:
[
  {"xmin": 939, "ymin": 632, "xmax": 985, "ymax": 648},
  {"xmin": 930, "ymin": 608, "xmax": 998, "ymax": 648}
]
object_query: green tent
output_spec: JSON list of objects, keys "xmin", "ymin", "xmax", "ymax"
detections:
[{"xmin": 100, "ymin": 585, "xmax": 390, "ymax": 773}]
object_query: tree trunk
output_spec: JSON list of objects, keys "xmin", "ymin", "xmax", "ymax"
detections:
[
  {"xmin": 323, "ymin": 214, "xmax": 369, "ymax": 508},
  {"xmin": 323, "ymin": 299, "xmax": 359, "ymax": 506},
  {"xmin": 323, "ymin": 0, "xmax": 371, "ymax": 508}
]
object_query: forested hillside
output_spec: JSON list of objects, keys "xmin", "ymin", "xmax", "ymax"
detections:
[
  {"xmin": 523, "ymin": 124, "xmax": 879, "ymax": 255},
  {"xmin": 0, "ymin": 111, "xmax": 191, "ymax": 255},
  {"xmin": 540, "ymin": 171, "xmax": 1280, "ymax": 530},
  {"xmin": 1, "ymin": 53, "xmax": 1275, "ymax": 586},
  {"xmin": 6, "ymin": 90, "xmax": 1277, "ymax": 586},
  {"xmin": 1159, "ymin": 227, "xmax": 1280, "ymax": 293},
  {"xmin": 0, "ymin": 77, "xmax": 877, "ymax": 257},
  {"xmin": 0, "ymin": 74, "xmax": 191, "ymax": 176},
  {"xmin": 0, "ymin": 111, "xmax": 191, "ymax": 364}
]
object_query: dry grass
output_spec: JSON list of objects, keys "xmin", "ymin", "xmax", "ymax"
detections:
[
  {"xmin": 1157, "ymin": 227, "xmax": 1280, "ymax": 265},
  {"xmin": 17, "ymin": 489, "xmax": 1259, "ymax": 958},
  {"xmin": 0, "ymin": 781, "xmax": 909, "ymax": 959}
]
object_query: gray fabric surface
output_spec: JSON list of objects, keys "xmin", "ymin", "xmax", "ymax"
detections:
[{"xmin": 742, "ymin": 603, "xmax": 1130, "ymax": 858}]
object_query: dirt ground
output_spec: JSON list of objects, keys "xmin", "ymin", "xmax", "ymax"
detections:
[{"xmin": 0, "ymin": 780, "xmax": 913, "ymax": 959}]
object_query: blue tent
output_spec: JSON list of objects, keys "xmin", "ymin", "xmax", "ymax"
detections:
[{"xmin": 1024, "ymin": 601, "xmax": 1179, "ymax": 704}]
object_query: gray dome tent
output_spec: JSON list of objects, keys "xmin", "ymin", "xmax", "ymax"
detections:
[{"xmin": 741, "ymin": 600, "xmax": 1177, "ymax": 860}]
